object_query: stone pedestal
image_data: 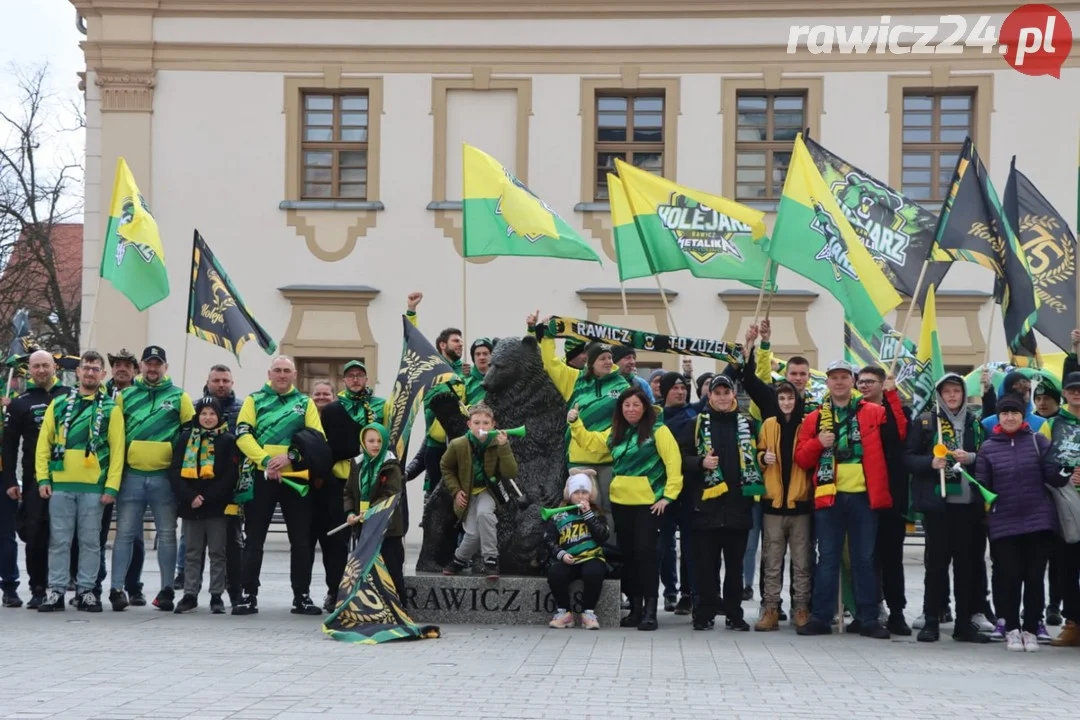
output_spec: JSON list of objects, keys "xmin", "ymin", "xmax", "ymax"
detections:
[{"xmin": 402, "ymin": 574, "xmax": 621, "ymax": 627}]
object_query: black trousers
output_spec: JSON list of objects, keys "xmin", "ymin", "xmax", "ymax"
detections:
[
  {"xmin": 1048, "ymin": 535, "xmax": 1066, "ymax": 607},
  {"xmin": 242, "ymin": 474, "xmax": 314, "ymax": 597},
  {"xmin": 1062, "ymin": 540, "xmax": 1080, "ymax": 624},
  {"xmin": 381, "ymin": 535, "xmax": 405, "ymax": 602},
  {"xmin": 17, "ymin": 478, "xmax": 50, "ymax": 591},
  {"xmin": 875, "ymin": 510, "xmax": 907, "ymax": 613},
  {"xmin": 693, "ymin": 526, "xmax": 748, "ymax": 623},
  {"xmin": 423, "ymin": 445, "xmax": 447, "ymax": 494},
  {"xmin": 611, "ymin": 503, "xmax": 660, "ymax": 599},
  {"xmin": 225, "ymin": 515, "xmax": 244, "ymax": 598},
  {"xmin": 547, "ymin": 559, "xmax": 607, "ymax": 611},
  {"xmin": 922, "ymin": 503, "xmax": 983, "ymax": 627},
  {"xmin": 308, "ymin": 477, "xmax": 348, "ymax": 596},
  {"xmin": 991, "ymin": 530, "xmax": 1053, "ymax": 633}
]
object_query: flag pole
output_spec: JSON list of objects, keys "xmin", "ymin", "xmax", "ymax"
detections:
[
  {"xmin": 462, "ymin": 258, "xmax": 468, "ymax": 343},
  {"xmin": 886, "ymin": 259, "xmax": 930, "ymax": 377},
  {"xmin": 764, "ymin": 288, "xmax": 776, "ymax": 321},
  {"xmin": 652, "ymin": 275, "xmax": 678, "ymax": 336},
  {"xmin": 181, "ymin": 229, "xmax": 199, "ymax": 393},
  {"xmin": 752, "ymin": 259, "xmax": 774, "ymax": 326},
  {"xmin": 984, "ymin": 302, "xmax": 996, "ymax": 366},
  {"xmin": 618, "ymin": 280, "xmax": 629, "ymax": 316}
]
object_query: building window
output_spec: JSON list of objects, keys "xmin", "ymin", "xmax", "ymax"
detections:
[
  {"xmin": 296, "ymin": 358, "xmax": 360, "ymax": 394},
  {"xmin": 593, "ymin": 93, "xmax": 664, "ymax": 201},
  {"xmin": 734, "ymin": 92, "xmax": 805, "ymax": 204},
  {"xmin": 301, "ymin": 92, "xmax": 369, "ymax": 200},
  {"xmin": 900, "ymin": 92, "xmax": 973, "ymax": 203}
]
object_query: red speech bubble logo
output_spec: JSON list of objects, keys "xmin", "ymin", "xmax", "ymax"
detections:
[{"xmin": 1000, "ymin": 4, "xmax": 1072, "ymax": 78}]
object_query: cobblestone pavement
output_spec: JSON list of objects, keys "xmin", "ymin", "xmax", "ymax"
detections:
[{"xmin": 2, "ymin": 538, "xmax": 1078, "ymax": 720}]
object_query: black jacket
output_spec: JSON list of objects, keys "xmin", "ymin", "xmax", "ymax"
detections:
[
  {"xmin": 879, "ymin": 393, "xmax": 912, "ymax": 515},
  {"xmin": 321, "ymin": 400, "xmax": 363, "ymax": 463},
  {"xmin": 201, "ymin": 385, "xmax": 243, "ymax": 433},
  {"xmin": 678, "ymin": 407, "xmax": 755, "ymax": 531},
  {"xmin": 168, "ymin": 430, "xmax": 239, "ymax": 520},
  {"xmin": 904, "ymin": 408, "xmax": 982, "ymax": 514},
  {"xmin": 542, "ymin": 509, "xmax": 610, "ymax": 568},
  {"xmin": 2, "ymin": 381, "xmax": 69, "ymax": 490}
]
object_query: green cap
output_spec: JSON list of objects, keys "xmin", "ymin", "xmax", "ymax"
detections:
[{"xmin": 343, "ymin": 360, "xmax": 367, "ymax": 374}]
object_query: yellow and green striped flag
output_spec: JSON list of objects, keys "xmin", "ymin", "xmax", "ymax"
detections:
[
  {"xmin": 461, "ymin": 144, "xmax": 600, "ymax": 263},
  {"xmin": 100, "ymin": 158, "xmax": 169, "ymax": 311},
  {"xmin": 909, "ymin": 284, "xmax": 944, "ymax": 414},
  {"xmin": 607, "ymin": 173, "xmax": 654, "ymax": 281},
  {"xmin": 768, "ymin": 134, "xmax": 902, "ymax": 339},
  {"xmin": 615, "ymin": 159, "xmax": 775, "ymax": 289}
]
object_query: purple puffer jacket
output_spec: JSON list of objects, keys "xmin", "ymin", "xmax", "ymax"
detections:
[{"xmin": 975, "ymin": 425, "xmax": 1066, "ymax": 541}]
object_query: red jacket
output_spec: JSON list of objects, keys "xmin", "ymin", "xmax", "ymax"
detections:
[{"xmin": 794, "ymin": 399, "xmax": 893, "ymax": 510}]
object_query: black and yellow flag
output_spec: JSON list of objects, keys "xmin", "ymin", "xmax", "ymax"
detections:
[
  {"xmin": 323, "ymin": 494, "xmax": 440, "ymax": 644},
  {"xmin": 933, "ymin": 138, "xmax": 1040, "ymax": 357},
  {"xmin": 385, "ymin": 317, "xmax": 457, "ymax": 461},
  {"xmin": 187, "ymin": 230, "xmax": 277, "ymax": 361},
  {"xmin": 1003, "ymin": 158, "xmax": 1077, "ymax": 354}
]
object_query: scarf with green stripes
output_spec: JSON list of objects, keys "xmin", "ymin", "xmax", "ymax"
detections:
[
  {"xmin": 695, "ymin": 410, "xmax": 763, "ymax": 498},
  {"xmin": 181, "ymin": 425, "xmax": 225, "ymax": 479},
  {"xmin": 49, "ymin": 387, "xmax": 107, "ymax": 471},
  {"xmin": 813, "ymin": 398, "xmax": 862, "ymax": 508}
]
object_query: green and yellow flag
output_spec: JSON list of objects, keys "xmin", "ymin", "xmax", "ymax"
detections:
[
  {"xmin": 461, "ymin": 144, "xmax": 601, "ymax": 263},
  {"xmin": 607, "ymin": 173, "xmax": 654, "ymax": 281},
  {"xmin": 100, "ymin": 158, "xmax": 169, "ymax": 310},
  {"xmin": 909, "ymin": 284, "xmax": 945, "ymax": 415},
  {"xmin": 768, "ymin": 134, "xmax": 902, "ymax": 339},
  {"xmin": 615, "ymin": 159, "xmax": 775, "ymax": 289}
]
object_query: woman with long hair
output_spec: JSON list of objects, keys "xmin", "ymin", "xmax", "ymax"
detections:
[{"xmin": 568, "ymin": 386, "xmax": 682, "ymax": 630}]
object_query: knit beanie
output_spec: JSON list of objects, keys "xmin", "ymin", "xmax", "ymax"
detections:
[
  {"xmin": 695, "ymin": 372, "xmax": 714, "ymax": 400},
  {"xmin": 470, "ymin": 337, "xmax": 495, "ymax": 360},
  {"xmin": 611, "ymin": 345, "xmax": 636, "ymax": 363},
  {"xmin": 1035, "ymin": 381, "xmax": 1061, "ymax": 403},
  {"xmin": 585, "ymin": 343, "xmax": 613, "ymax": 373},
  {"xmin": 194, "ymin": 396, "xmax": 224, "ymax": 426},
  {"xmin": 658, "ymin": 371, "xmax": 686, "ymax": 403},
  {"xmin": 565, "ymin": 338, "xmax": 586, "ymax": 363},
  {"xmin": 648, "ymin": 368, "xmax": 666, "ymax": 385},
  {"xmin": 566, "ymin": 473, "xmax": 592, "ymax": 496},
  {"xmin": 997, "ymin": 393, "xmax": 1027, "ymax": 416}
]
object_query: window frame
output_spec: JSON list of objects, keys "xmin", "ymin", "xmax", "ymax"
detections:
[
  {"xmin": 299, "ymin": 91, "xmax": 371, "ymax": 201},
  {"xmin": 592, "ymin": 91, "xmax": 667, "ymax": 202},
  {"xmin": 732, "ymin": 90, "xmax": 808, "ymax": 206},
  {"xmin": 898, "ymin": 90, "xmax": 975, "ymax": 204}
]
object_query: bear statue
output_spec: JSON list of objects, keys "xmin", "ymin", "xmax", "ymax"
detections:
[{"xmin": 415, "ymin": 335, "xmax": 568, "ymax": 575}]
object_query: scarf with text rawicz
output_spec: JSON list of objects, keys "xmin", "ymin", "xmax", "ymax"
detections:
[
  {"xmin": 181, "ymin": 425, "xmax": 226, "ymax": 479},
  {"xmin": 813, "ymin": 398, "xmax": 863, "ymax": 509},
  {"xmin": 546, "ymin": 316, "xmax": 745, "ymax": 364},
  {"xmin": 49, "ymin": 387, "xmax": 107, "ymax": 471},
  {"xmin": 695, "ymin": 411, "xmax": 764, "ymax": 500}
]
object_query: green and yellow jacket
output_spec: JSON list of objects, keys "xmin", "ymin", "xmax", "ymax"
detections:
[
  {"xmin": 118, "ymin": 376, "xmax": 195, "ymax": 474},
  {"xmin": 236, "ymin": 383, "xmax": 325, "ymax": 472},
  {"xmin": 570, "ymin": 418, "xmax": 682, "ymax": 506},
  {"xmin": 35, "ymin": 390, "xmax": 126, "ymax": 495}
]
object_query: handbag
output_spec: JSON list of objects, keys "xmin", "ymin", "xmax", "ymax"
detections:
[{"xmin": 1036, "ymin": 435, "xmax": 1080, "ymax": 544}]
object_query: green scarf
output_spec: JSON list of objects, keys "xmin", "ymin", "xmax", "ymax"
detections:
[
  {"xmin": 181, "ymin": 425, "xmax": 225, "ymax": 479},
  {"xmin": 357, "ymin": 422, "xmax": 390, "ymax": 511},
  {"xmin": 938, "ymin": 415, "xmax": 963, "ymax": 497},
  {"xmin": 50, "ymin": 387, "xmax": 107, "ymax": 471},
  {"xmin": 338, "ymin": 388, "xmax": 376, "ymax": 426},
  {"xmin": 467, "ymin": 430, "xmax": 493, "ymax": 491},
  {"xmin": 695, "ymin": 410, "xmax": 763, "ymax": 499}
]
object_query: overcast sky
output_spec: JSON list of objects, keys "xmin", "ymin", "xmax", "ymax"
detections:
[{"xmin": 2, "ymin": 0, "xmax": 87, "ymax": 220}]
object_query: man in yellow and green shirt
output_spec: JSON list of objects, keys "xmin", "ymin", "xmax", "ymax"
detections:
[{"xmin": 35, "ymin": 350, "xmax": 125, "ymax": 613}]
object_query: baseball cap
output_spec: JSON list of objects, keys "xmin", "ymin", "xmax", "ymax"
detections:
[
  {"xmin": 141, "ymin": 345, "xmax": 167, "ymax": 363},
  {"xmin": 708, "ymin": 374, "xmax": 735, "ymax": 392},
  {"xmin": 1064, "ymin": 372, "xmax": 1080, "ymax": 390},
  {"xmin": 343, "ymin": 360, "xmax": 367, "ymax": 374},
  {"xmin": 825, "ymin": 360, "xmax": 857, "ymax": 376}
]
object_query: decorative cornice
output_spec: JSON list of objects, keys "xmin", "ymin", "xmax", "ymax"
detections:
[{"xmin": 94, "ymin": 70, "xmax": 155, "ymax": 112}]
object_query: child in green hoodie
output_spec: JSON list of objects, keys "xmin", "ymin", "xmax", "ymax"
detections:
[{"xmin": 344, "ymin": 423, "xmax": 405, "ymax": 597}]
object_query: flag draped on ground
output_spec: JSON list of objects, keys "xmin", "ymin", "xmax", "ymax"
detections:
[
  {"xmin": 805, "ymin": 136, "xmax": 948, "ymax": 306},
  {"xmin": 545, "ymin": 316, "xmax": 744, "ymax": 364},
  {"xmin": 768, "ymin": 135, "xmax": 902, "ymax": 339},
  {"xmin": 385, "ymin": 318, "xmax": 457, "ymax": 461},
  {"xmin": 187, "ymin": 231, "xmax": 277, "ymax": 362},
  {"xmin": 323, "ymin": 494, "xmax": 440, "ymax": 644},
  {"xmin": 933, "ymin": 137, "xmax": 1040, "ymax": 357},
  {"xmin": 461, "ymin": 144, "xmax": 601, "ymax": 263},
  {"xmin": 613, "ymin": 160, "xmax": 775, "ymax": 289},
  {"xmin": 1003, "ymin": 158, "xmax": 1077, "ymax": 353},
  {"xmin": 100, "ymin": 158, "xmax": 169, "ymax": 310}
]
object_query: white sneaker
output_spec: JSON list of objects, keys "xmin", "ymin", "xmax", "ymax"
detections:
[
  {"xmin": 1021, "ymin": 631, "xmax": 1039, "ymax": 652},
  {"xmin": 971, "ymin": 613, "xmax": 995, "ymax": 633},
  {"xmin": 912, "ymin": 614, "xmax": 926, "ymax": 630},
  {"xmin": 877, "ymin": 603, "xmax": 889, "ymax": 625},
  {"xmin": 1005, "ymin": 629, "xmax": 1024, "ymax": 651}
]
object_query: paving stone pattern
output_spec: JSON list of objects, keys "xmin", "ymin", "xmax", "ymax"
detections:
[{"xmin": 2, "ymin": 539, "xmax": 1078, "ymax": 720}]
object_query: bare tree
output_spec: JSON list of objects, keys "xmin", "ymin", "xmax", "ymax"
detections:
[{"xmin": 0, "ymin": 64, "xmax": 84, "ymax": 356}]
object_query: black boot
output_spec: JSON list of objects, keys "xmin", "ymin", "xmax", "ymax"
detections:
[
  {"xmin": 638, "ymin": 597, "xmax": 658, "ymax": 631},
  {"xmin": 620, "ymin": 596, "xmax": 642, "ymax": 627},
  {"xmin": 887, "ymin": 612, "xmax": 912, "ymax": 636},
  {"xmin": 917, "ymin": 617, "xmax": 940, "ymax": 642}
]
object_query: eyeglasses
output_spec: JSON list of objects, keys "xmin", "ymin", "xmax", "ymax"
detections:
[
  {"xmin": 856, "ymin": 378, "xmax": 880, "ymax": 385},
  {"xmin": 80, "ymin": 366, "xmax": 103, "ymax": 373}
]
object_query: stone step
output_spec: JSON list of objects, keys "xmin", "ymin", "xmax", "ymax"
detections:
[{"xmin": 402, "ymin": 573, "xmax": 621, "ymax": 627}]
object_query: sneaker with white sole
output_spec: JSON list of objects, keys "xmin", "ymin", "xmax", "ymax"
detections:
[
  {"xmin": 1005, "ymin": 629, "xmax": 1024, "ymax": 651},
  {"xmin": 1037, "ymin": 622, "xmax": 1051, "ymax": 644},
  {"xmin": 912, "ymin": 614, "xmax": 926, "ymax": 630},
  {"xmin": 549, "ymin": 610, "xmax": 574, "ymax": 629},
  {"xmin": 971, "ymin": 613, "xmax": 995, "ymax": 633},
  {"xmin": 581, "ymin": 610, "xmax": 600, "ymax": 630},
  {"xmin": 990, "ymin": 618, "xmax": 1006, "ymax": 641},
  {"xmin": 1021, "ymin": 630, "xmax": 1040, "ymax": 652}
]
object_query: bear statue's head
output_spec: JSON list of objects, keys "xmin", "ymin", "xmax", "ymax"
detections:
[{"xmin": 482, "ymin": 336, "xmax": 542, "ymax": 395}]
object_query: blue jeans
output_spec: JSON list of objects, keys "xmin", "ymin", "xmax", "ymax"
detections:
[
  {"xmin": 811, "ymin": 491, "xmax": 879, "ymax": 626},
  {"xmin": 94, "ymin": 501, "xmax": 144, "ymax": 594},
  {"xmin": 48, "ymin": 491, "xmax": 103, "ymax": 592},
  {"xmin": 743, "ymin": 502, "xmax": 763, "ymax": 588},
  {"xmin": 111, "ymin": 473, "xmax": 177, "ymax": 593},
  {"xmin": 0, "ymin": 493, "xmax": 18, "ymax": 593}
]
